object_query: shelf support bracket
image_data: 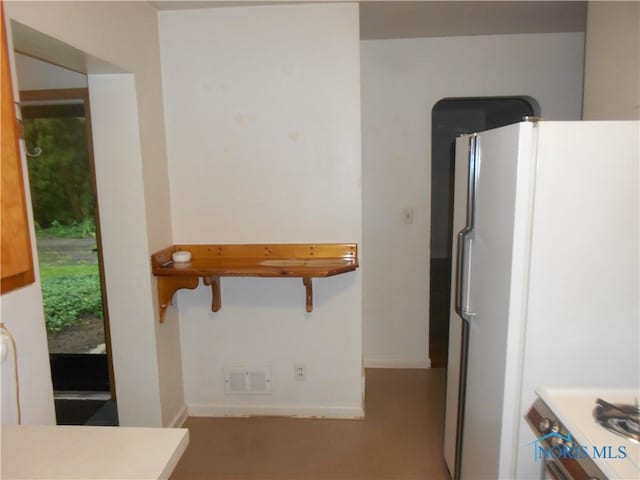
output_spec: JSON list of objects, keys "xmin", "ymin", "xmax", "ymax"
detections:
[
  {"xmin": 303, "ymin": 276, "xmax": 313, "ymax": 312},
  {"xmin": 203, "ymin": 275, "xmax": 221, "ymax": 312},
  {"xmin": 157, "ymin": 276, "xmax": 199, "ymax": 322}
]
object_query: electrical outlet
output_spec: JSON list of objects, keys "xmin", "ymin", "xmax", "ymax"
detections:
[{"xmin": 294, "ymin": 364, "xmax": 306, "ymax": 381}]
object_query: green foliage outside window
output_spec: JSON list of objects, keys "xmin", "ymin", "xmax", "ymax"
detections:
[
  {"xmin": 41, "ymin": 272, "xmax": 104, "ymax": 332},
  {"xmin": 25, "ymin": 115, "xmax": 103, "ymax": 332},
  {"xmin": 25, "ymin": 117, "xmax": 94, "ymax": 229}
]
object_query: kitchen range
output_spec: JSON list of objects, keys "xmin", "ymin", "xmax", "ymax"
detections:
[{"xmin": 527, "ymin": 388, "xmax": 640, "ymax": 480}]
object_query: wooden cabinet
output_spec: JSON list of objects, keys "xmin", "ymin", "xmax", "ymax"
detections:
[{"xmin": 1, "ymin": 5, "xmax": 35, "ymax": 294}]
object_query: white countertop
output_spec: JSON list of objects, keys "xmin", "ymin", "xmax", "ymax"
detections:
[
  {"xmin": 1, "ymin": 425, "xmax": 189, "ymax": 479},
  {"xmin": 536, "ymin": 387, "xmax": 640, "ymax": 480}
]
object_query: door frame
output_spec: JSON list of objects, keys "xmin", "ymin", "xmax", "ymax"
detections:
[{"xmin": 20, "ymin": 87, "xmax": 116, "ymax": 400}]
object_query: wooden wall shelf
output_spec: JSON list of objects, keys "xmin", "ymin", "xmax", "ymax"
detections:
[{"xmin": 150, "ymin": 243, "xmax": 358, "ymax": 322}]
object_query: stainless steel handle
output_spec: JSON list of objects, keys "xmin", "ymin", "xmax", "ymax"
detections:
[
  {"xmin": 455, "ymin": 134, "xmax": 480, "ymax": 322},
  {"xmin": 454, "ymin": 230, "xmax": 469, "ymax": 316},
  {"xmin": 455, "ymin": 234, "xmax": 475, "ymax": 322}
]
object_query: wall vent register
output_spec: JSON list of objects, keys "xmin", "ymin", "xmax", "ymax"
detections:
[{"xmin": 224, "ymin": 366, "xmax": 271, "ymax": 395}]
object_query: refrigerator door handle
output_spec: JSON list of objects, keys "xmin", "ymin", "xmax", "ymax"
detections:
[
  {"xmin": 455, "ymin": 134, "xmax": 480, "ymax": 323},
  {"xmin": 455, "ymin": 231, "xmax": 476, "ymax": 322},
  {"xmin": 454, "ymin": 229, "xmax": 467, "ymax": 317}
]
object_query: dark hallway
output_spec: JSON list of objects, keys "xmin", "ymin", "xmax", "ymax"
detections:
[{"xmin": 429, "ymin": 97, "xmax": 536, "ymax": 367}]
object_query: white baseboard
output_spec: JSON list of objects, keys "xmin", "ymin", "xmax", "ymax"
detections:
[
  {"xmin": 187, "ymin": 404, "xmax": 364, "ymax": 419},
  {"xmin": 364, "ymin": 358, "xmax": 431, "ymax": 369},
  {"xmin": 168, "ymin": 404, "xmax": 188, "ymax": 427}
]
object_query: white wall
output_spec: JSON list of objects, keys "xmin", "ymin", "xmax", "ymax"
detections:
[
  {"xmin": 361, "ymin": 33, "xmax": 585, "ymax": 367},
  {"xmin": 87, "ymin": 74, "xmax": 163, "ymax": 426},
  {"xmin": 0, "ymin": 242, "xmax": 54, "ymax": 425},
  {"xmin": 3, "ymin": 1, "xmax": 182, "ymax": 427},
  {"xmin": 583, "ymin": 1, "xmax": 640, "ymax": 120},
  {"xmin": 15, "ymin": 53, "xmax": 87, "ymax": 90},
  {"xmin": 159, "ymin": 3, "xmax": 363, "ymax": 417}
]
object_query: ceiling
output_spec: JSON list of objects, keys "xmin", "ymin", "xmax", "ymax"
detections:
[{"xmin": 148, "ymin": 1, "xmax": 587, "ymax": 40}]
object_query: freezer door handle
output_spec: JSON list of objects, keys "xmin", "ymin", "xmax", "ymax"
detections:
[
  {"xmin": 455, "ymin": 231, "xmax": 476, "ymax": 322},
  {"xmin": 455, "ymin": 134, "xmax": 480, "ymax": 323}
]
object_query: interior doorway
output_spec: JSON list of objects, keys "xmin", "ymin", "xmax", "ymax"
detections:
[
  {"xmin": 429, "ymin": 97, "xmax": 535, "ymax": 368},
  {"xmin": 20, "ymin": 87, "xmax": 118, "ymax": 425}
]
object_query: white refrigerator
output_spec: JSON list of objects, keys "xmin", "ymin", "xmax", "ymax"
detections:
[{"xmin": 442, "ymin": 120, "xmax": 639, "ymax": 479}]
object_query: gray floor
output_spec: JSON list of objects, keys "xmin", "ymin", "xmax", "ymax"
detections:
[
  {"xmin": 86, "ymin": 399, "xmax": 118, "ymax": 426},
  {"xmin": 53, "ymin": 394, "xmax": 118, "ymax": 426},
  {"xmin": 171, "ymin": 368, "xmax": 448, "ymax": 480}
]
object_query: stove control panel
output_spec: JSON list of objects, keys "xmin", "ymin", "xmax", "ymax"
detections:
[{"xmin": 526, "ymin": 399, "xmax": 606, "ymax": 480}]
